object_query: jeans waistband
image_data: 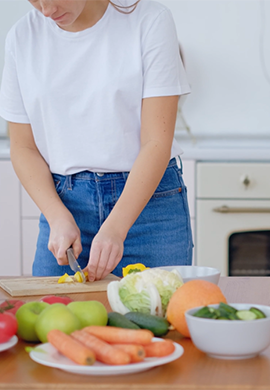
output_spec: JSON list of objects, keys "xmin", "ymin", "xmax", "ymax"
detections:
[{"xmin": 52, "ymin": 156, "xmax": 182, "ymax": 181}]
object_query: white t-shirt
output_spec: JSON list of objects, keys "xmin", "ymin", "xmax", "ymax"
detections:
[{"xmin": 0, "ymin": 0, "xmax": 190, "ymax": 175}]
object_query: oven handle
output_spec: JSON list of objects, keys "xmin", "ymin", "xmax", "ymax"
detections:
[{"xmin": 213, "ymin": 205, "xmax": 270, "ymax": 213}]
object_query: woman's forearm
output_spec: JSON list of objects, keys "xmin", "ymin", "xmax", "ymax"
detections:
[
  {"xmin": 102, "ymin": 95, "xmax": 179, "ymax": 239},
  {"xmin": 9, "ymin": 123, "xmax": 71, "ymax": 225},
  {"xmin": 104, "ymin": 139, "xmax": 171, "ymax": 239}
]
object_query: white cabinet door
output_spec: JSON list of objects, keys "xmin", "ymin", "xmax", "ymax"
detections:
[
  {"xmin": 182, "ymin": 159, "xmax": 195, "ymax": 264},
  {"xmin": 182, "ymin": 159, "xmax": 195, "ymax": 218},
  {"xmin": 21, "ymin": 186, "xmax": 40, "ymax": 275},
  {"xmin": 22, "ymin": 219, "xmax": 39, "ymax": 276},
  {"xmin": 0, "ymin": 161, "xmax": 21, "ymax": 276}
]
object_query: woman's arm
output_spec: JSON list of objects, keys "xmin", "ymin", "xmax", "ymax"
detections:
[
  {"xmin": 9, "ymin": 122, "xmax": 82, "ymax": 263},
  {"xmin": 86, "ymin": 95, "xmax": 179, "ymax": 280}
]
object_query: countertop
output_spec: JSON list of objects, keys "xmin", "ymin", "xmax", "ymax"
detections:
[
  {"xmin": 1, "ymin": 276, "xmax": 270, "ymax": 390},
  {"xmin": 1, "ymin": 135, "xmax": 270, "ymax": 161},
  {"xmin": 175, "ymin": 134, "xmax": 270, "ymax": 161}
]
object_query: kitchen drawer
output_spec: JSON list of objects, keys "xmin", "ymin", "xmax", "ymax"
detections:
[{"xmin": 197, "ymin": 163, "xmax": 270, "ymax": 199}]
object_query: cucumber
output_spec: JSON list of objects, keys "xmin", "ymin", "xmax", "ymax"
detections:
[
  {"xmin": 107, "ymin": 312, "xmax": 140, "ymax": 329},
  {"xmin": 124, "ymin": 312, "xmax": 170, "ymax": 337},
  {"xmin": 236, "ymin": 310, "xmax": 257, "ymax": 321},
  {"xmin": 249, "ymin": 307, "xmax": 266, "ymax": 319},
  {"xmin": 193, "ymin": 303, "xmax": 267, "ymax": 321},
  {"xmin": 192, "ymin": 306, "xmax": 218, "ymax": 319}
]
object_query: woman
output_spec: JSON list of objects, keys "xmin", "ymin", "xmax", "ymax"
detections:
[{"xmin": 0, "ymin": 0, "xmax": 193, "ymax": 280}]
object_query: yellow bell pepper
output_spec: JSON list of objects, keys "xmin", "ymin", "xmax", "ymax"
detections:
[
  {"xmin": 74, "ymin": 271, "xmax": 84, "ymax": 283},
  {"xmin": 57, "ymin": 273, "xmax": 74, "ymax": 284},
  {"xmin": 58, "ymin": 271, "xmax": 89, "ymax": 284},
  {"xmin": 122, "ymin": 263, "xmax": 149, "ymax": 277}
]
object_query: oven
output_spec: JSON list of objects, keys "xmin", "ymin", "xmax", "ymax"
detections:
[{"xmin": 195, "ymin": 162, "xmax": 270, "ymax": 276}]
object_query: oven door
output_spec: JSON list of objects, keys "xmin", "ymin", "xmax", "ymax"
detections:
[{"xmin": 196, "ymin": 199, "xmax": 270, "ymax": 276}]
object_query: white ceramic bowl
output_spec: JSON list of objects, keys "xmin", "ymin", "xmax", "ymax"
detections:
[
  {"xmin": 154, "ymin": 266, "xmax": 220, "ymax": 285},
  {"xmin": 185, "ymin": 303, "xmax": 270, "ymax": 359}
]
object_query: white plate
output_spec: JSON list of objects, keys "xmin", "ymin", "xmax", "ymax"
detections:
[
  {"xmin": 0, "ymin": 335, "xmax": 18, "ymax": 352},
  {"xmin": 30, "ymin": 338, "xmax": 184, "ymax": 375}
]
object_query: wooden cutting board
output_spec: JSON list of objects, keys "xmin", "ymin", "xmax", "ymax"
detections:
[{"xmin": 0, "ymin": 274, "xmax": 120, "ymax": 297}]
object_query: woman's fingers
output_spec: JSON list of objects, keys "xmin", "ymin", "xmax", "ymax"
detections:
[
  {"xmin": 72, "ymin": 238, "xmax": 83, "ymax": 259},
  {"xmin": 48, "ymin": 217, "xmax": 82, "ymax": 265},
  {"xmin": 100, "ymin": 245, "xmax": 122, "ymax": 280},
  {"xmin": 87, "ymin": 233, "xmax": 123, "ymax": 281}
]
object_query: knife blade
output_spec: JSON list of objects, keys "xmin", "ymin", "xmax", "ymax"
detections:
[{"xmin": 67, "ymin": 248, "xmax": 86, "ymax": 284}]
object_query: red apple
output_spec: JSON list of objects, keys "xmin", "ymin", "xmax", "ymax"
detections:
[
  {"xmin": 39, "ymin": 295, "xmax": 73, "ymax": 305},
  {"xmin": 0, "ymin": 300, "xmax": 25, "ymax": 315}
]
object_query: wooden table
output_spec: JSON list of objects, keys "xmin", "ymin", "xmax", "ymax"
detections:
[{"xmin": 1, "ymin": 277, "xmax": 270, "ymax": 390}]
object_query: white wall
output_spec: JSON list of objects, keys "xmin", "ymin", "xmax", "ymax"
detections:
[
  {"xmin": 0, "ymin": 0, "xmax": 270, "ymax": 137},
  {"xmin": 0, "ymin": 0, "xmax": 32, "ymax": 136},
  {"xmin": 159, "ymin": 0, "xmax": 270, "ymax": 137}
]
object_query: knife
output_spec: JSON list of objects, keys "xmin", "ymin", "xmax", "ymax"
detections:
[{"xmin": 67, "ymin": 248, "xmax": 86, "ymax": 284}]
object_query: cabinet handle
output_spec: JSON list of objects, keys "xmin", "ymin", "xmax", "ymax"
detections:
[
  {"xmin": 213, "ymin": 205, "xmax": 270, "ymax": 213},
  {"xmin": 240, "ymin": 174, "xmax": 251, "ymax": 187}
]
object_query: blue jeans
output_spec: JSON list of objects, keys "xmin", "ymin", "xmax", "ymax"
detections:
[{"xmin": 32, "ymin": 157, "xmax": 193, "ymax": 277}]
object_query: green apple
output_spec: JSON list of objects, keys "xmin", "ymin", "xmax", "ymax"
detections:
[
  {"xmin": 16, "ymin": 301, "xmax": 50, "ymax": 342},
  {"xmin": 67, "ymin": 300, "xmax": 108, "ymax": 328},
  {"xmin": 35, "ymin": 303, "xmax": 81, "ymax": 343}
]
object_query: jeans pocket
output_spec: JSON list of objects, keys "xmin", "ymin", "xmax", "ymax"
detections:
[
  {"xmin": 152, "ymin": 165, "xmax": 183, "ymax": 199},
  {"xmin": 53, "ymin": 174, "xmax": 67, "ymax": 198}
]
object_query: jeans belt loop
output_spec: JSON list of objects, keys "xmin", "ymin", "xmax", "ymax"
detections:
[
  {"xmin": 176, "ymin": 155, "xmax": 182, "ymax": 171},
  {"xmin": 66, "ymin": 175, "xmax": 72, "ymax": 191}
]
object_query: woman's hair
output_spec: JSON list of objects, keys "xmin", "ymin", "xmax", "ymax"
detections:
[{"xmin": 109, "ymin": 0, "xmax": 141, "ymax": 14}]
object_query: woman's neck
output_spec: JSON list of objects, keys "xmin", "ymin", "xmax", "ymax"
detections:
[{"xmin": 62, "ymin": 0, "xmax": 109, "ymax": 32}]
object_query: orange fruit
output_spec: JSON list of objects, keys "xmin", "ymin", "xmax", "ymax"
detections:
[{"xmin": 166, "ymin": 280, "xmax": 227, "ymax": 338}]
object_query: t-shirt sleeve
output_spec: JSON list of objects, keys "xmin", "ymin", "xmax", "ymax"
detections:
[
  {"xmin": 0, "ymin": 34, "xmax": 30, "ymax": 123},
  {"xmin": 142, "ymin": 8, "xmax": 191, "ymax": 99}
]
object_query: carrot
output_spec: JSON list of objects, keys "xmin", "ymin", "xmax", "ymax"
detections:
[
  {"xmin": 47, "ymin": 329, "xmax": 95, "ymax": 366},
  {"xmin": 71, "ymin": 330, "xmax": 131, "ymax": 365},
  {"xmin": 113, "ymin": 343, "xmax": 146, "ymax": 363},
  {"xmin": 144, "ymin": 339, "xmax": 175, "ymax": 358},
  {"xmin": 83, "ymin": 325, "xmax": 154, "ymax": 345}
]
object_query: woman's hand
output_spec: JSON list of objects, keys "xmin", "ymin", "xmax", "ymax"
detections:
[
  {"xmin": 48, "ymin": 213, "xmax": 82, "ymax": 266},
  {"xmin": 85, "ymin": 224, "xmax": 124, "ymax": 281}
]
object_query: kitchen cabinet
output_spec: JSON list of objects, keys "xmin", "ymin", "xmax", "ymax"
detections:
[
  {"xmin": 0, "ymin": 160, "xmax": 21, "ymax": 276},
  {"xmin": 21, "ymin": 186, "xmax": 40, "ymax": 275},
  {"xmin": 182, "ymin": 159, "xmax": 195, "ymax": 264},
  {"xmin": 0, "ymin": 160, "xmax": 39, "ymax": 277}
]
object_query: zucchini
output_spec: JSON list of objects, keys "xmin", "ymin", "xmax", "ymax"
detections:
[
  {"xmin": 107, "ymin": 312, "xmax": 140, "ymax": 329},
  {"xmin": 124, "ymin": 312, "xmax": 170, "ymax": 337}
]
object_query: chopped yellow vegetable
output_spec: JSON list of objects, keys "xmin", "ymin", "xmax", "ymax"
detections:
[
  {"xmin": 122, "ymin": 263, "xmax": 149, "ymax": 277},
  {"xmin": 57, "ymin": 273, "xmax": 74, "ymax": 284},
  {"xmin": 74, "ymin": 271, "xmax": 84, "ymax": 283}
]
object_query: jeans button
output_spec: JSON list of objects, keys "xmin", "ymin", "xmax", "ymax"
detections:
[{"xmin": 97, "ymin": 172, "xmax": 104, "ymax": 177}]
